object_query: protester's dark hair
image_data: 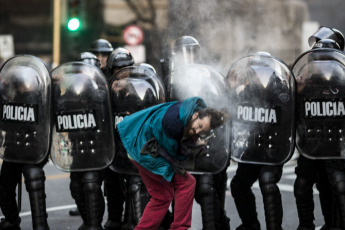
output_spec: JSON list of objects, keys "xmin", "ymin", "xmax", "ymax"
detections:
[{"xmin": 198, "ymin": 108, "xmax": 229, "ymax": 129}]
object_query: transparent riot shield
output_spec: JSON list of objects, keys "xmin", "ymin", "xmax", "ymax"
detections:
[
  {"xmin": 293, "ymin": 48, "xmax": 345, "ymax": 159},
  {"xmin": 0, "ymin": 55, "xmax": 51, "ymax": 164},
  {"xmin": 50, "ymin": 62, "xmax": 115, "ymax": 172},
  {"xmin": 227, "ymin": 53, "xmax": 295, "ymax": 165},
  {"xmin": 109, "ymin": 66, "xmax": 166, "ymax": 175},
  {"xmin": 167, "ymin": 64, "xmax": 231, "ymax": 174}
]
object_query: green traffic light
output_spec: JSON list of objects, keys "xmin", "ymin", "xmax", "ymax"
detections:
[{"xmin": 67, "ymin": 17, "xmax": 81, "ymax": 31}]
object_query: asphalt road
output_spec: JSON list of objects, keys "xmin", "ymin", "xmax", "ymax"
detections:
[{"xmin": 0, "ymin": 157, "xmax": 326, "ymax": 230}]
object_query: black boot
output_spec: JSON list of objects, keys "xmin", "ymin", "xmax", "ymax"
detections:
[
  {"xmin": 236, "ymin": 222, "xmax": 261, "ymax": 230},
  {"xmin": 260, "ymin": 171, "xmax": 283, "ymax": 230},
  {"xmin": 70, "ymin": 173, "xmax": 88, "ymax": 227},
  {"xmin": 0, "ymin": 217, "xmax": 21, "ymax": 230},
  {"xmin": 0, "ymin": 185, "xmax": 21, "ymax": 230},
  {"xmin": 231, "ymin": 178, "xmax": 260, "ymax": 229},
  {"xmin": 330, "ymin": 170, "xmax": 345, "ymax": 229},
  {"xmin": 69, "ymin": 208, "xmax": 81, "ymax": 216},
  {"xmin": 122, "ymin": 176, "xmax": 143, "ymax": 230},
  {"xmin": 104, "ymin": 170, "xmax": 125, "ymax": 230},
  {"xmin": 294, "ymin": 176, "xmax": 315, "ymax": 230},
  {"xmin": 23, "ymin": 166, "xmax": 49, "ymax": 230},
  {"xmin": 195, "ymin": 174, "xmax": 216, "ymax": 230},
  {"xmin": 214, "ymin": 169, "xmax": 231, "ymax": 230},
  {"xmin": 83, "ymin": 172, "xmax": 105, "ymax": 230}
]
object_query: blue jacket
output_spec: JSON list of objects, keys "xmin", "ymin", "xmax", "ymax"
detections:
[{"xmin": 117, "ymin": 97, "xmax": 206, "ymax": 181}]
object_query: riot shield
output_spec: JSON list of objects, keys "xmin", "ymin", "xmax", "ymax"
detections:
[
  {"xmin": 109, "ymin": 66, "xmax": 166, "ymax": 175},
  {"xmin": 293, "ymin": 48, "xmax": 345, "ymax": 159},
  {"xmin": 167, "ymin": 64, "xmax": 231, "ymax": 174},
  {"xmin": 0, "ymin": 55, "xmax": 51, "ymax": 164},
  {"xmin": 50, "ymin": 62, "xmax": 115, "ymax": 172},
  {"xmin": 227, "ymin": 53, "xmax": 295, "ymax": 165}
]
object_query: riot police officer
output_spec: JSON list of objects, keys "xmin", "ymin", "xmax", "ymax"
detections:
[
  {"xmin": 0, "ymin": 55, "xmax": 52, "ymax": 230},
  {"xmin": 67, "ymin": 52, "xmax": 101, "ymax": 217},
  {"xmin": 165, "ymin": 35, "xmax": 231, "ymax": 230},
  {"xmin": 162, "ymin": 35, "xmax": 201, "ymax": 95},
  {"xmin": 308, "ymin": 26, "xmax": 344, "ymax": 51},
  {"xmin": 105, "ymin": 47, "xmax": 135, "ymax": 80},
  {"xmin": 103, "ymin": 47, "xmax": 135, "ymax": 230},
  {"xmin": 89, "ymin": 38, "xmax": 114, "ymax": 70},
  {"xmin": 50, "ymin": 59, "xmax": 115, "ymax": 230},
  {"xmin": 293, "ymin": 27, "xmax": 345, "ymax": 230},
  {"xmin": 66, "ymin": 52, "xmax": 107, "ymax": 230},
  {"xmin": 227, "ymin": 52, "xmax": 295, "ymax": 230},
  {"xmin": 77, "ymin": 52, "xmax": 101, "ymax": 68}
]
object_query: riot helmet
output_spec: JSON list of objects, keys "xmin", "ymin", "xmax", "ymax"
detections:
[
  {"xmin": 2, "ymin": 66, "xmax": 40, "ymax": 102},
  {"xmin": 76, "ymin": 52, "xmax": 101, "ymax": 68},
  {"xmin": 138, "ymin": 63, "xmax": 156, "ymax": 74},
  {"xmin": 89, "ymin": 39, "xmax": 114, "ymax": 69},
  {"xmin": 107, "ymin": 47, "xmax": 135, "ymax": 75},
  {"xmin": 89, "ymin": 39, "xmax": 114, "ymax": 54},
  {"xmin": 172, "ymin": 36, "xmax": 200, "ymax": 65},
  {"xmin": 312, "ymin": 38, "xmax": 341, "ymax": 50},
  {"xmin": 308, "ymin": 26, "xmax": 345, "ymax": 51}
]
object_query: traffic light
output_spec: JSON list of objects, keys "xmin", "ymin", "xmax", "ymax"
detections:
[
  {"xmin": 67, "ymin": 17, "xmax": 81, "ymax": 31},
  {"xmin": 67, "ymin": 0, "xmax": 83, "ymax": 32}
]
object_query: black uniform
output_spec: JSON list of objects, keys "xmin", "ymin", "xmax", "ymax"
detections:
[
  {"xmin": 294, "ymin": 154, "xmax": 339, "ymax": 229},
  {"xmin": 293, "ymin": 31, "xmax": 345, "ymax": 229},
  {"xmin": 0, "ymin": 160, "xmax": 50, "ymax": 230},
  {"xmin": 231, "ymin": 163, "xmax": 283, "ymax": 230},
  {"xmin": 227, "ymin": 52, "xmax": 295, "ymax": 230},
  {"xmin": 50, "ymin": 58, "xmax": 114, "ymax": 230},
  {"xmin": 0, "ymin": 55, "xmax": 52, "ymax": 230}
]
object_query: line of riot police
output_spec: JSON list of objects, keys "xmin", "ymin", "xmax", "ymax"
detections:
[{"xmin": 0, "ymin": 25, "xmax": 345, "ymax": 230}]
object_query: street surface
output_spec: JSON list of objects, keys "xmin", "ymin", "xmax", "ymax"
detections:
[{"xmin": 0, "ymin": 157, "xmax": 326, "ymax": 230}]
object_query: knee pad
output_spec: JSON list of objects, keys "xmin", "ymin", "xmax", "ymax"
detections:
[
  {"xmin": 294, "ymin": 176, "xmax": 314, "ymax": 197},
  {"xmin": 83, "ymin": 181, "xmax": 101, "ymax": 194},
  {"xmin": 195, "ymin": 174, "xmax": 214, "ymax": 200},
  {"xmin": 331, "ymin": 171, "xmax": 345, "ymax": 194},
  {"xmin": 82, "ymin": 171, "xmax": 101, "ymax": 184},
  {"xmin": 259, "ymin": 171, "xmax": 279, "ymax": 195},
  {"xmin": 22, "ymin": 166, "xmax": 45, "ymax": 191},
  {"xmin": 82, "ymin": 172, "xmax": 102, "ymax": 194},
  {"xmin": 128, "ymin": 176, "xmax": 142, "ymax": 195}
]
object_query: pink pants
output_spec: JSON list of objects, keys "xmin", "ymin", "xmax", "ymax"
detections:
[{"xmin": 131, "ymin": 160, "xmax": 196, "ymax": 230}]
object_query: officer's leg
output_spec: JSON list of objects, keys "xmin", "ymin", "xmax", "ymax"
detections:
[
  {"xmin": 294, "ymin": 176, "xmax": 316, "ymax": 230},
  {"xmin": 213, "ymin": 163, "xmax": 231, "ymax": 230},
  {"xmin": 316, "ymin": 165, "xmax": 337, "ymax": 229},
  {"xmin": 194, "ymin": 174, "xmax": 216, "ymax": 230},
  {"xmin": 22, "ymin": 165, "xmax": 49, "ymax": 230},
  {"xmin": 70, "ymin": 172, "xmax": 88, "ymax": 229},
  {"xmin": 230, "ymin": 163, "xmax": 261, "ymax": 230},
  {"xmin": 0, "ymin": 161, "xmax": 22, "ymax": 229},
  {"xmin": 82, "ymin": 171, "xmax": 105, "ymax": 230},
  {"xmin": 104, "ymin": 168, "xmax": 125, "ymax": 230},
  {"xmin": 293, "ymin": 154, "xmax": 319, "ymax": 230},
  {"xmin": 259, "ymin": 165, "xmax": 283, "ymax": 230},
  {"xmin": 328, "ymin": 168, "xmax": 345, "ymax": 229},
  {"xmin": 123, "ymin": 175, "xmax": 143, "ymax": 230}
]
